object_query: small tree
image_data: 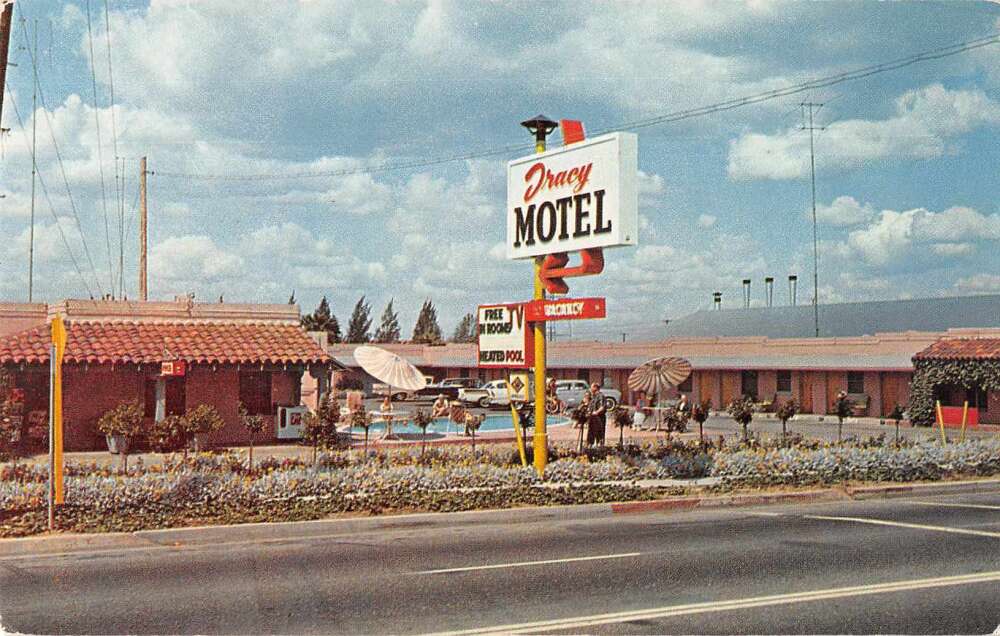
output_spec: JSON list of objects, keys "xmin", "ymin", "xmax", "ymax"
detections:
[
  {"xmin": 373, "ymin": 299, "xmax": 402, "ymax": 343},
  {"xmin": 302, "ymin": 393, "xmax": 340, "ymax": 464},
  {"xmin": 450, "ymin": 313, "xmax": 477, "ymax": 343},
  {"xmin": 301, "ymin": 296, "xmax": 342, "ymax": 343},
  {"xmin": 185, "ymin": 404, "xmax": 225, "ymax": 452},
  {"xmin": 727, "ymin": 395, "xmax": 755, "ymax": 443},
  {"xmin": 691, "ymin": 398, "xmax": 712, "ymax": 442},
  {"xmin": 889, "ymin": 403, "xmax": 906, "ymax": 446},
  {"xmin": 239, "ymin": 403, "xmax": 267, "ymax": 472},
  {"xmin": 97, "ymin": 400, "xmax": 144, "ymax": 471},
  {"xmin": 833, "ymin": 391, "xmax": 853, "ymax": 442},
  {"xmin": 465, "ymin": 413, "xmax": 483, "ymax": 455},
  {"xmin": 351, "ymin": 406, "xmax": 373, "ymax": 458},
  {"xmin": 345, "ymin": 296, "xmax": 373, "ymax": 343},
  {"xmin": 775, "ymin": 399, "xmax": 799, "ymax": 444},
  {"xmin": 612, "ymin": 405, "xmax": 632, "ymax": 449},
  {"xmin": 411, "ymin": 299, "xmax": 443, "ymax": 344},
  {"xmin": 412, "ymin": 408, "xmax": 433, "ymax": 458},
  {"xmin": 571, "ymin": 402, "xmax": 589, "ymax": 453},
  {"xmin": 0, "ymin": 398, "xmax": 23, "ymax": 467},
  {"xmin": 148, "ymin": 415, "xmax": 187, "ymax": 454}
]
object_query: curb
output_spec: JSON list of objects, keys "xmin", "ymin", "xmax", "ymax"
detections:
[{"xmin": 4, "ymin": 477, "xmax": 1000, "ymax": 558}]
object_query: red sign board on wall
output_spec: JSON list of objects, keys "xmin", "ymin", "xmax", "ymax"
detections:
[
  {"xmin": 526, "ymin": 297, "xmax": 606, "ymax": 322},
  {"xmin": 161, "ymin": 360, "xmax": 186, "ymax": 377}
]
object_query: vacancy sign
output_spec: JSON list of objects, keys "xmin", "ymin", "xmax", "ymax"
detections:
[
  {"xmin": 478, "ymin": 303, "xmax": 534, "ymax": 368},
  {"xmin": 507, "ymin": 132, "xmax": 638, "ymax": 260},
  {"xmin": 525, "ymin": 297, "xmax": 606, "ymax": 322}
]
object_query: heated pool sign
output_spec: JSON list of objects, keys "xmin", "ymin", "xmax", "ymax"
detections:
[{"xmin": 477, "ymin": 303, "xmax": 534, "ymax": 368}]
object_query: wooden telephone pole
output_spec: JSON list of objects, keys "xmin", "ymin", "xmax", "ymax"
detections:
[
  {"xmin": 139, "ymin": 156, "xmax": 148, "ymax": 300},
  {"xmin": 0, "ymin": 1, "xmax": 13, "ymax": 128}
]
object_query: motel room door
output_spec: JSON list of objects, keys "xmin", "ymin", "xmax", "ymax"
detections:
[{"xmin": 800, "ymin": 372, "xmax": 814, "ymax": 413}]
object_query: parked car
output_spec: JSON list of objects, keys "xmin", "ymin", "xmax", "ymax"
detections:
[
  {"xmin": 415, "ymin": 377, "xmax": 482, "ymax": 401},
  {"xmin": 555, "ymin": 380, "xmax": 621, "ymax": 410},
  {"xmin": 372, "ymin": 375, "xmax": 435, "ymax": 401},
  {"xmin": 458, "ymin": 379, "xmax": 532, "ymax": 409}
]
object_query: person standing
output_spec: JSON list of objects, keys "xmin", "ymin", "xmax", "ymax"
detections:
[{"xmin": 586, "ymin": 383, "xmax": 607, "ymax": 446}]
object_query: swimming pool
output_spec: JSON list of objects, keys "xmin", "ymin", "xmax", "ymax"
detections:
[{"xmin": 346, "ymin": 413, "xmax": 570, "ymax": 435}]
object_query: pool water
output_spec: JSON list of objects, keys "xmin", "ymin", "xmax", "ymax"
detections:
[{"xmin": 347, "ymin": 413, "xmax": 569, "ymax": 435}]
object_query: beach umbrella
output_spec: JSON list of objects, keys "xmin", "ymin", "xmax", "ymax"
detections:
[
  {"xmin": 353, "ymin": 345, "xmax": 427, "ymax": 392},
  {"xmin": 628, "ymin": 356, "xmax": 692, "ymax": 396}
]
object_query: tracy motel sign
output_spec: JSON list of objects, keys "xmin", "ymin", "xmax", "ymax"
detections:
[{"xmin": 506, "ymin": 132, "xmax": 638, "ymax": 260}]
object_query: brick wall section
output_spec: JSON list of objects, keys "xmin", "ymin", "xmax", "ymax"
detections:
[
  {"xmin": 186, "ymin": 366, "xmax": 242, "ymax": 447},
  {"xmin": 987, "ymin": 391, "xmax": 1000, "ymax": 425},
  {"xmin": 63, "ymin": 365, "xmax": 146, "ymax": 451}
]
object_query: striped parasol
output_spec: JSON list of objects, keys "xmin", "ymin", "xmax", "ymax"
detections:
[
  {"xmin": 628, "ymin": 357, "xmax": 692, "ymax": 396},
  {"xmin": 353, "ymin": 346, "xmax": 427, "ymax": 392}
]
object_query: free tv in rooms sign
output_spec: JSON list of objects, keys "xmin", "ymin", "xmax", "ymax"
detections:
[
  {"xmin": 506, "ymin": 132, "xmax": 638, "ymax": 260},
  {"xmin": 477, "ymin": 303, "xmax": 534, "ymax": 369}
]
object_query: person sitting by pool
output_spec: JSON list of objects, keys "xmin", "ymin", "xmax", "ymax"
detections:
[{"xmin": 431, "ymin": 394, "xmax": 450, "ymax": 418}]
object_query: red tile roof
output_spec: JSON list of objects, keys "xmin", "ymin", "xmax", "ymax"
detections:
[
  {"xmin": 0, "ymin": 321, "xmax": 331, "ymax": 366},
  {"xmin": 913, "ymin": 338, "xmax": 1000, "ymax": 361}
]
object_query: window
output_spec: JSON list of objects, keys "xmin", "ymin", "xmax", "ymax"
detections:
[
  {"xmin": 577, "ymin": 369, "xmax": 590, "ymax": 382},
  {"xmin": 239, "ymin": 370, "xmax": 273, "ymax": 416},
  {"xmin": 847, "ymin": 371, "xmax": 865, "ymax": 394},
  {"xmin": 776, "ymin": 370, "xmax": 792, "ymax": 393},
  {"xmin": 678, "ymin": 375, "xmax": 693, "ymax": 393},
  {"xmin": 741, "ymin": 370, "xmax": 759, "ymax": 399}
]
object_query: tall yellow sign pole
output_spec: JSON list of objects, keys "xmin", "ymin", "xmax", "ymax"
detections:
[
  {"xmin": 520, "ymin": 115, "xmax": 557, "ymax": 476},
  {"xmin": 49, "ymin": 315, "xmax": 66, "ymax": 530}
]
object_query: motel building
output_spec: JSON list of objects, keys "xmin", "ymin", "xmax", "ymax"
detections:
[
  {"xmin": 330, "ymin": 294, "xmax": 1000, "ymax": 424},
  {"xmin": 0, "ymin": 298, "xmax": 337, "ymax": 451}
]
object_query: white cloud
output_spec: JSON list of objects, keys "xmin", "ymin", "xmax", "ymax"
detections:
[
  {"xmin": 930, "ymin": 243, "xmax": 975, "ymax": 257},
  {"xmin": 728, "ymin": 84, "xmax": 1000, "ymax": 180},
  {"xmin": 815, "ymin": 196, "xmax": 875, "ymax": 226},
  {"xmin": 148, "ymin": 235, "xmax": 244, "ymax": 288},
  {"xmin": 697, "ymin": 214, "xmax": 717, "ymax": 228},
  {"xmin": 955, "ymin": 273, "xmax": 1000, "ymax": 293}
]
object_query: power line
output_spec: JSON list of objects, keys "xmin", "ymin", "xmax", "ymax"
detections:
[
  {"xmin": 18, "ymin": 15, "xmax": 105, "ymax": 298},
  {"xmin": 102, "ymin": 0, "xmax": 124, "ymax": 298},
  {"xmin": 800, "ymin": 102, "xmax": 826, "ymax": 338},
  {"xmin": 6, "ymin": 79, "xmax": 97, "ymax": 299},
  {"xmin": 153, "ymin": 31, "xmax": 1000, "ymax": 182},
  {"xmin": 84, "ymin": 0, "xmax": 115, "ymax": 294}
]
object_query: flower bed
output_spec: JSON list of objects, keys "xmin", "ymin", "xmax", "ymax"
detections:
[
  {"xmin": 712, "ymin": 438, "xmax": 1000, "ymax": 487},
  {"xmin": 4, "ymin": 438, "xmax": 1000, "ymax": 538}
]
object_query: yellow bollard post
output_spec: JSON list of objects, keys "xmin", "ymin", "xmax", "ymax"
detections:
[
  {"xmin": 960, "ymin": 400, "xmax": 969, "ymax": 443},
  {"xmin": 935, "ymin": 400, "xmax": 946, "ymax": 445}
]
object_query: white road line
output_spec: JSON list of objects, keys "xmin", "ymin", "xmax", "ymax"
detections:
[
  {"xmin": 412, "ymin": 552, "xmax": 642, "ymax": 575},
  {"xmin": 431, "ymin": 570, "xmax": 1000, "ymax": 635},
  {"xmin": 909, "ymin": 501, "xmax": 1000, "ymax": 511},
  {"xmin": 805, "ymin": 515, "xmax": 1000, "ymax": 538},
  {"xmin": 745, "ymin": 511, "xmax": 784, "ymax": 517}
]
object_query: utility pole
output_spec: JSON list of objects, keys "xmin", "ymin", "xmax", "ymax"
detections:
[
  {"xmin": 139, "ymin": 156, "xmax": 148, "ymax": 301},
  {"xmin": 0, "ymin": 1, "xmax": 13, "ymax": 127},
  {"xmin": 800, "ymin": 102, "xmax": 825, "ymax": 338},
  {"xmin": 118, "ymin": 157, "xmax": 125, "ymax": 299},
  {"xmin": 27, "ymin": 19, "xmax": 37, "ymax": 302}
]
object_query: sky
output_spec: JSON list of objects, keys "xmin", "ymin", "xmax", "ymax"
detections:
[{"xmin": 1, "ymin": 0, "xmax": 998, "ymax": 342}]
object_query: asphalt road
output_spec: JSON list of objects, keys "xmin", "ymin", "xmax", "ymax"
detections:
[{"xmin": 3, "ymin": 491, "xmax": 1000, "ymax": 634}]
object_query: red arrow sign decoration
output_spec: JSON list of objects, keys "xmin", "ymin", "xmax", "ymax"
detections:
[{"xmin": 538, "ymin": 248, "xmax": 604, "ymax": 294}]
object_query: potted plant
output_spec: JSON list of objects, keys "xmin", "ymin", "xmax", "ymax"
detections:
[
  {"xmin": 148, "ymin": 414, "xmax": 187, "ymax": 454},
  {"xmin": 184, "ymin": 404, "xmax": 225, "ymax": 453},
  {"xmin": 727, "ymin": 395, "xmax": 755, "ymax": 443},
  {"xmin": 775, "ymin": 398, "xmax": 799, "ymax": 444},
  {"xmin": 691, "ymin": 398, "xmax": 712, "ymax": 443},
  {"xmin": 97, "ymin": 400, "xmax": 144, "ymax": 471}
]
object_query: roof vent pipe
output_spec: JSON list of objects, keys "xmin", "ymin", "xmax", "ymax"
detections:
[
  {"xmin": 765, "ymin": 277, "xmax": 774, "ymax": 308},
  {"xmin": 713, "ymin": 291, "xmax": 722, "ymax": 310},
  {"xmin": 742, "ymin": 279, "xmax": 751, "ymax": 309},
  {"xmin": 789, "ymin": 275, "xmax": 798, "ymax": 306}
]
